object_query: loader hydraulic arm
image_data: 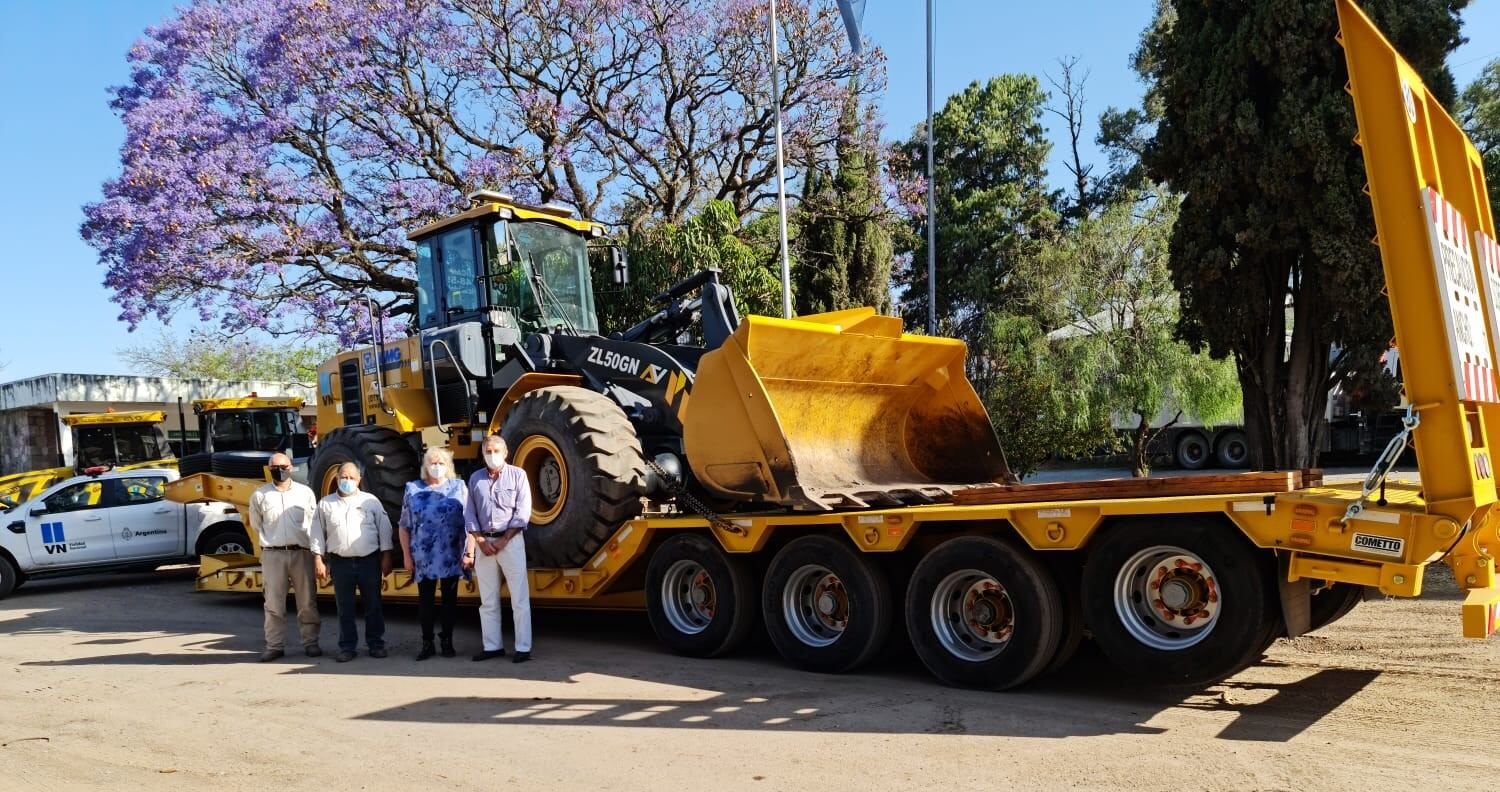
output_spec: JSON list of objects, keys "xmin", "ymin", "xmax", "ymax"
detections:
[{"xmin": 612, "ymin": 269, "xmax": 742, "ymax": 350}]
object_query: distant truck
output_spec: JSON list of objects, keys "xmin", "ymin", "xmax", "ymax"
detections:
[{"xmin": 1126, "ymin": 349, "xmax": 1405, "ymax": 470}]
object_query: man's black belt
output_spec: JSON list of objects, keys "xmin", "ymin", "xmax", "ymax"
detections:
[
  {"xmin": 262, "ymin": 545, "xmax": 306, "ymax": 551},
  {"xmin": 477, "ymin": 531, "xmax": 507, "ymax": 538}
]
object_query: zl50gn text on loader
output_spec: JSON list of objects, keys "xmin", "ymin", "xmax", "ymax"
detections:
[{"xmin": 170, "ymin": 0, "xmax": 1500, "ymax": 689}]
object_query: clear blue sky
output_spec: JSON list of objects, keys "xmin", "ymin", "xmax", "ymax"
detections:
[{"xmin": 1, "ymin": 0, "xmax": 1496, "ymax": 382}]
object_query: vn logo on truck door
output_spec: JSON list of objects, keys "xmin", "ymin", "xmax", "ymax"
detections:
[
  {"xmin": 587, "ymin": 347, "xmax": 642, "ymax": 376},
  {"xmin": 41, "ymin": 521, "xmax": 67, "ymax": 555}
]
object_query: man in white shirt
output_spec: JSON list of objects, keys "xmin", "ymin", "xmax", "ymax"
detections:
[
  {"xmin": 462, "ymin": 434, "xmax": 533, "ymax": 663},
  {"xmin": 312, "ymin": 462, "xmax": 394, "ymax": 663},
  {"xmin": 248, "ymin": 452, "xmax": 321, "ymax": 662}
]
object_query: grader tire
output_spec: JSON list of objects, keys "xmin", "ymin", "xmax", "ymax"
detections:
[
  {"xmin": 309, "ymin": 425, "xmax": 417, "ymax": 527},
  {"xmin": 500, "ymin": 386, "xmax": 647, "ymax": 569}
]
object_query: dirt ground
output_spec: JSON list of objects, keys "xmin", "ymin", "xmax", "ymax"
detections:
[{"xmin": 1, "ymin": 558, "xmax": 1497, "ymax": 792}]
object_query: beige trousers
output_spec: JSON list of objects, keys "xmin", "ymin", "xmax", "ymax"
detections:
[{"xmin": 261, "ymin": 547, "xmax": 321, "ymax": 650}]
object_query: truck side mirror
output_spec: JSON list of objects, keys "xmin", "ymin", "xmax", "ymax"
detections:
[{"xmin": 611, "ymin": 247, "xmax": 630, "ymax": 285}]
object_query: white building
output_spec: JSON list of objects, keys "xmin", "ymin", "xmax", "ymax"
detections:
[{"xmin": 0, "ymin": 373, "xmax": 316, "ymax": 475}]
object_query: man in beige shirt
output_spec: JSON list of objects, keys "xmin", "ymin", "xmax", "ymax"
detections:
[
  {"xmin": 248, "ymin": 452, "xmax": 321, "ymax": 662},
  {"xmin": 311, "ymin": 462, "xmax": 394, "ymax": 663}
]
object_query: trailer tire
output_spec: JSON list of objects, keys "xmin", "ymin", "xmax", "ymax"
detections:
[
  {"xmin": 1214, "ymin": 431, "xmax": 1249, "ymax": 468},
  {"xmin": 646, "ymin": 533, "xmax": 757, "ymax": 658},
  {"xmin": 905, "ymin": 536, "xmax": 1064, "ymax": 690},
  {"xmin": 197, "ymin": 524, "xmax": 253, "ymax": 557},
  {"xmin": 178, "ymin": 452, "xmax": 214, "ymax": 476},
  {"xmin": 1040, "ymin": 559, "xmax": 1086, "ymax": 677},
  {"xmin": 310, "ymin": 425, "xmax": 417, "ymax": 527},
  {"xmin": 1309, "ymin": 582, "xmax": 1364, "ymax": 631},
  {"xmin": 762, "ymin": 535, "xmax": 892, "ymax": 673},
  {"xmin": 501, "ymin": 386, "xmax": 647, "ymax": 569},
  {"xmin": 1174, "ymin": 432, "xmax": 1211, "ymax": 470},
  {"xmin": 1081, "ymin": 517, "xmax": 1276, "ymax": 684}
]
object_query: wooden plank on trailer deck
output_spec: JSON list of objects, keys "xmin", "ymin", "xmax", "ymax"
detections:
[{"xmin": 953, "ymin": 470, "xmax": 1308, "ymax": 506}]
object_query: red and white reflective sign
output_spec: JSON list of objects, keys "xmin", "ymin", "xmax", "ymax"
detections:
[
  {"xmin": 1478, "ymin": 226, "xmax": 1500, "ymax": 401},
  {"xmin": 1423, "ymin": 186, "xmax": 1497, "ymax": 403}
]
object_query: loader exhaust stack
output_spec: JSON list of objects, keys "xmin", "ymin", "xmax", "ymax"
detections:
[{"xmin": 685, "ymin": 307, "xmax": 1010, "ymax": 509}]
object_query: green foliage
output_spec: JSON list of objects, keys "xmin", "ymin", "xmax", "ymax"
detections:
[
  {"xmin": 592, "ymin": 201, "xmax": 782, "ymax": 333},
  {"xmin": 794, "ymin": 87, "xmax": 896, "ymax": 315},
  {"xmin": 969, "ymin": 315, "xmax": 1113, "ymax": 478},
  {"xmin": 119, "ymin": 331, "xmax": 332, "ymax": 384},
  {"xmin": 1136, "ymin": 0, "xmax": 1466, "ymax": 468},
  {"xmin": 1460, "ymin": 58, "xmax": 1500, "ymax": 223},
  {"xmin": 892, "ymin": 75, "xmax": 1058, "ymax": 344},
  {"xmin": 1034, "ymin": 190, "xmax": 1239, "ymax": 476}
]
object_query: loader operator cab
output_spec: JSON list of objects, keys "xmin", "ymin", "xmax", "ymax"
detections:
[{"xmin": 413, "ymin": 196, "xmax": 600, "ymax": 336}]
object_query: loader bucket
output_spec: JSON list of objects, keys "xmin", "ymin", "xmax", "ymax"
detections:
[{"xmin": 684, "ymin": 308, "xmax": 1009, "ymax": 509}]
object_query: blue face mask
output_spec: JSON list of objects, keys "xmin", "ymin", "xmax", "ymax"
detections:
[{"xmin": 337, "ymin": 479, "xmax": 357, "ymax": 496}]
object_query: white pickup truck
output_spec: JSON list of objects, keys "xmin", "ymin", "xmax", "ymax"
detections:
[{"xmin": 0, "ymin": 467, "xmax": 246, "ymax": 599}]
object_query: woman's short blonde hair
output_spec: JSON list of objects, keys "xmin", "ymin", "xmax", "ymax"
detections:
[{"xmin": 421, "ymin": 446, "xmax": 458, "ymax": 479}]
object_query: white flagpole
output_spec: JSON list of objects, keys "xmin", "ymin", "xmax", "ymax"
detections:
[
  {"xmin": 925, "ymin": 0, "xmax": 937, "ymax": 336},
  {"xmin": 769, "ymin": 0, "xmax": 793, "ymax": 319}
]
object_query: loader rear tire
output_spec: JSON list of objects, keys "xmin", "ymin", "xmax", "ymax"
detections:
[
  {"xmin": 763, "ymin": 535, "xmax": 892, "ymax": 673},
  {"xmin": 645, "ymin": 533, "xmax": 757, "ymax": 658},
  {"xmin": 905, "ymin": 536, "xmax": 1065, "ymax": 690},
  {"xmin": 309, "ymin": 426, "xmax": 417, "ymax": 527},
  {"xmin": 1081, "ymin": 517, "xmax": 1277, "ymax": 684},
  {"xmin": 500, "ymin": 386, "xmax": 647, "ymax": 569}
]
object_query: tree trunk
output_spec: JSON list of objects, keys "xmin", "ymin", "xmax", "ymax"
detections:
[
  {"xmin": 1236, "ymin": 257, "xmax": 1331, "ymax": 471},
  {"xmin": 1131, "ymin": 418, "xmax": 1151, "ymax": 478}
]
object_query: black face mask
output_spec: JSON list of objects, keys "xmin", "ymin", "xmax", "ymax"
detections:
[{"xmin": 270, "ymin": 467, "xmax": 291, "ymax": 483}]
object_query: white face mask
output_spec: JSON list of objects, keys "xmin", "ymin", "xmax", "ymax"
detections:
[
  {"xmin": 484, "ymin": 452, "xmax": 506, "ymax": 470},
  {"xmin": 426, "ymin": 464, "xmax": 445, "ymax": 480}
]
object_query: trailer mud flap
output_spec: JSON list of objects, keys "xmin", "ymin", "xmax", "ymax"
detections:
[
  {"xmin": 1462, "ymin": 587, "xmax": 1500, "ymax": 638},
  {"xmin": 1278, "ymin": 554, "xmax": 1311, "ymax": 638}
]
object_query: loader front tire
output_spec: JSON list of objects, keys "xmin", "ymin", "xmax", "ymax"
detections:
[
  {"xmin": 500, "ymin": 386, "xmax": 647, "ymax": 569},
  {"xmin": 309, "ymin": 425, "xmax": 417, "ymax": 527}
]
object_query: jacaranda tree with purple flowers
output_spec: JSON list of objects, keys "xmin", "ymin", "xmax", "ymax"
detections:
[{"xmin": 82, "ymin": 0, "xmax": 882, "ymax": 340}]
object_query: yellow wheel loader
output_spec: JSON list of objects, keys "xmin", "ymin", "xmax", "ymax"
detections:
[
  {"xmin": 306, "ymin": 194, "xmax": 1008, "ymax": 567},
  {"xmin": 173, "ymin": 2, "xmax": 1500, "ymax": 690}
]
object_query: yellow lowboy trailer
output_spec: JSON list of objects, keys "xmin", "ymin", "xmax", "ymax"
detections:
[{"xmin": 172, "ymin": 1, "xmax": 1499, "ymax": 689}]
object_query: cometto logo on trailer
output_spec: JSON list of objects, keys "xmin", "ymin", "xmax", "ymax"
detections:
[{"xmin": 1351, "ymin": 533, "xmax": 1404, "ymax": 558}]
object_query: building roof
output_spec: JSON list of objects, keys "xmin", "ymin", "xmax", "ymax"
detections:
[{"xmin": 0, "ymin": 373, "xmax": 315, "ymax": 412}]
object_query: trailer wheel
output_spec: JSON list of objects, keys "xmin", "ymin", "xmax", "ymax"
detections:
[
  {"xmin": 1081, "ymin": 518, "xmax": 1276, "ymax": 683},
  {"xmin": 762, "ymin": 535, "xmax": 892, "ymax": 673},
  {"xmin": 501, "ymin": 386, "xmax": 647, "ymax": 568},
  {"xmin": 197, "ymin": 524, "xmax": 253, "ymax": 557},
  {"xmin": 1214, "ymin": 431, "xmax": 1249, "ymax": 468},
  {"xmin": 1174, "ymin": 432, "xmax": 1210, "ymax": 470},
  {"xmin": 645, "ymin": 533, "xmax": 757, "ymax": 658},
  {"xmin": 1309, "ymin": 582, "xmax": 1364, "ymax": 631},
  {"xmin": 1040, "ymin": 559, "xmax": 1086, "ymax": 677},
  {"xmin": 905, "ymin": 536, "xmax": 1064, "ymax": 690}
]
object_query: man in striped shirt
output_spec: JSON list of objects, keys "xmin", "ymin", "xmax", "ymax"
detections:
[{"xmin": 462, "ymin": 434, "xmax": 533, "ymax": 663}]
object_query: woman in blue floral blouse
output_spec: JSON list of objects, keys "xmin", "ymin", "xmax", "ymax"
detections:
[{"xmin": 399, "ymin": 447, "xmax": 470, "ymax": 660}]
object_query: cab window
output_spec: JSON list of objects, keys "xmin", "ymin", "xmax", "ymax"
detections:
[
  {"xmin": 44, "ymin": 481, "xmax": 104, "ymax": 513},
  {"xmin": 116, "ymin": 475, "xmax": 168, "ymax": 505},
  {"xmin": 440, "ymin": 228, "xmax": 480, "ymax": 316},
  {"xmin": 416, "ymin": 241, "xmax": 440, "ymax": 328}
]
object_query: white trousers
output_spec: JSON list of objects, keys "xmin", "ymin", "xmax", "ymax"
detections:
[{"xmin": 474, "ymin": 536, "xmax": 532, "ymax": 652}]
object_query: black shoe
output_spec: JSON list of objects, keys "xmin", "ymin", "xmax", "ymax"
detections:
[
  {"xmin": 512, "ymin": 651, "xmax": 531, "ymax": 664},
  {"xmin": 472, "ymin": 649, "xmax": 506, "ymax": 661},
  {"xmin": 336, "ymin": 651, "xmax": 356, "ymax": 663},
  {"xmin": 416, "ymin": 643, "xmax": 436, "ymax": 661},
  {"xmin": 440, "ymin": 639, "xmax": 456, "ymax": 658},
  {"xmin": 259, "ymin": 648, "xmax": 284, "ymax": 663},
  {"xmin": 304, "ymin": 644, "xmax": 323, "ymax": 658},
  {"xmin": 369, "ymin": 647, "xmax": 388, "ymax": 659}
]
